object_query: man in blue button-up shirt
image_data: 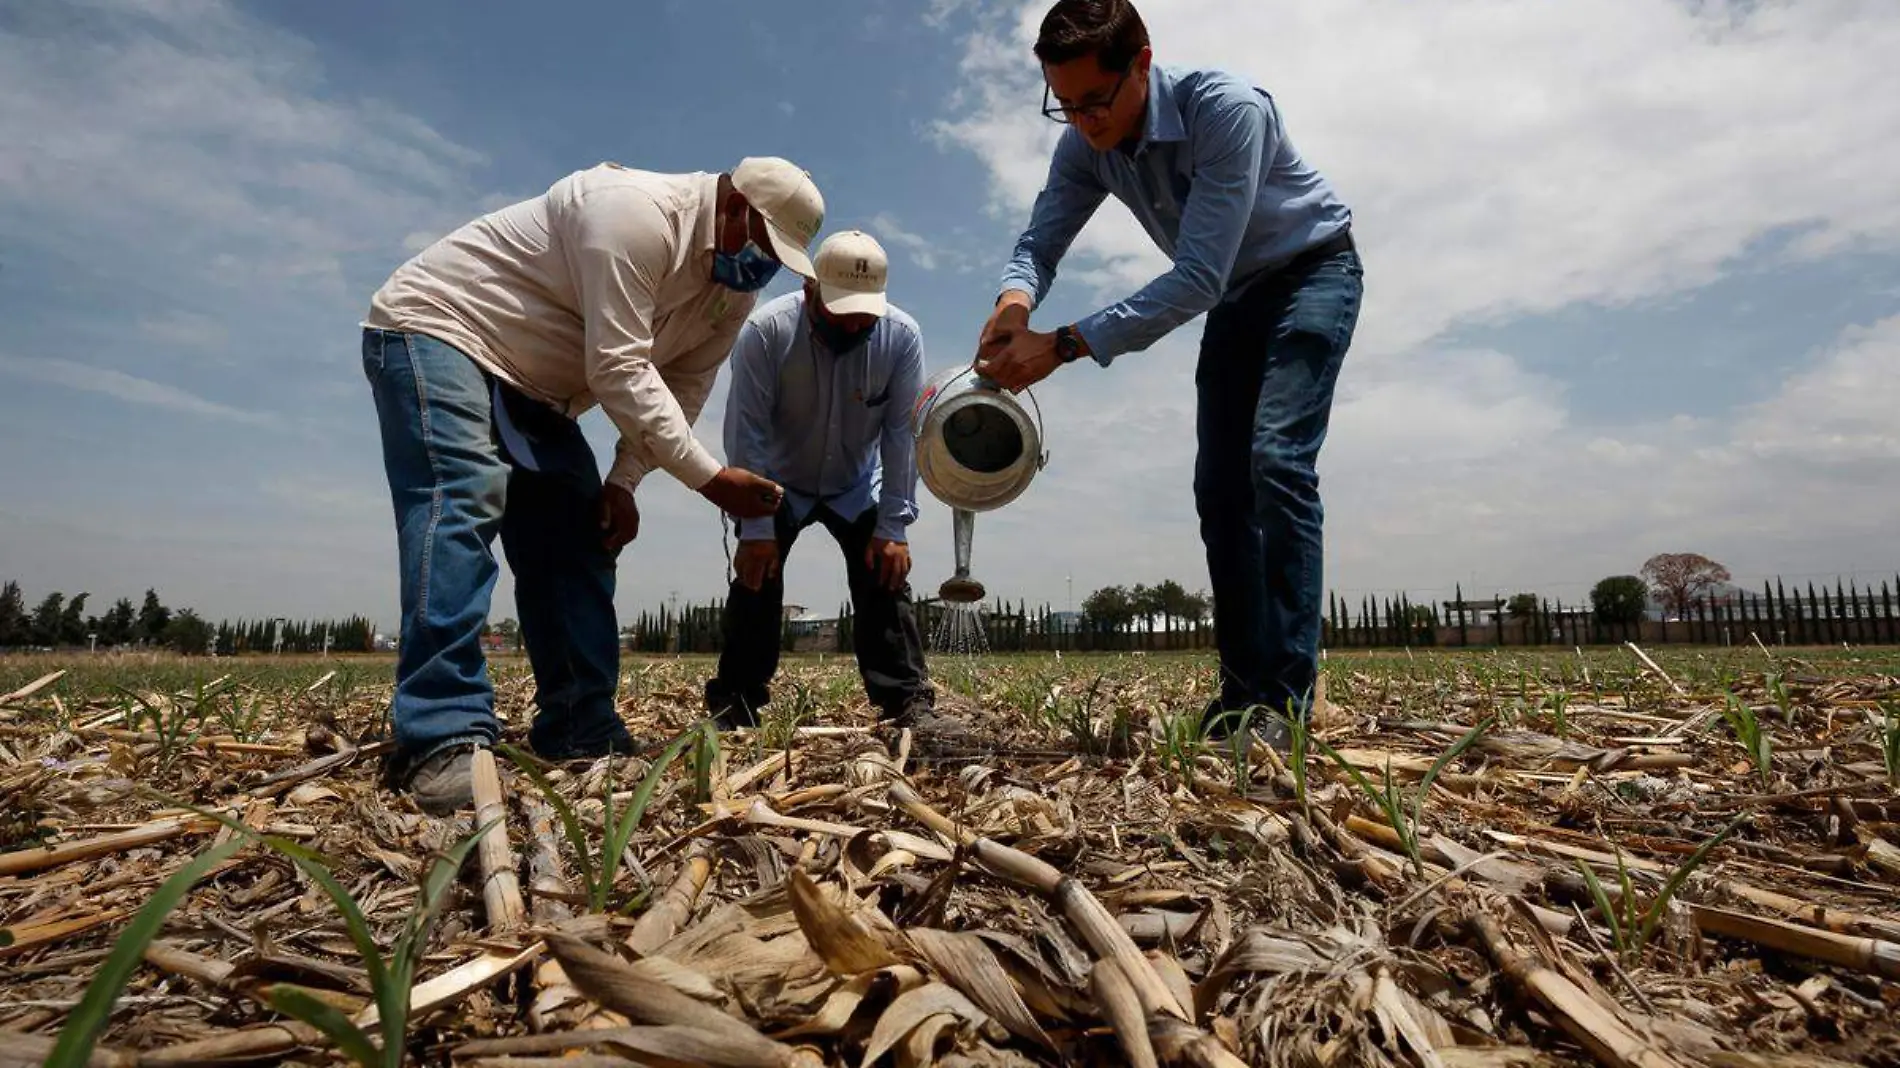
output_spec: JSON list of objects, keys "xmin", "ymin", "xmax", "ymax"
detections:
[
  {"xmin": 706, "ymin": 231, "xmax": 954, "ymax": 733},
  {"xmin": 974, "ymin": 0, "xmax": 1365, "ymax": 750}
]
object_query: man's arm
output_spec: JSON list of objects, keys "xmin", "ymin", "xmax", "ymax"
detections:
[
  {"xmin": 562, "ymin": 186, "xmax": 725, "ymax": 494},
  {"xmin": 717, "ymin": 320, "xmax": 779, "ymax": 541},
  {"xmin": 874, "ymin": 323, "xmax": 925, "ymax": 543},
  {"xmin": 1072, "ymin": 90, "xmax": 1277, "ymax": 364},
  {"xmin": 604, "ymin": 300, "xmax": 749, "ymax": 493},
  {"xmin": 996, "ymin": 132, "xmax": 1109, "ymax": 309}
]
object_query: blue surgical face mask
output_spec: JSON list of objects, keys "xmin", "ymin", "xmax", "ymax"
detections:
[
  {"xmin": 811, "ymin": 308, "xmax": 875, "ymax": 354},
  {"xmin": 713, "ymin": 238, "xmax": 781, "ymax": 292}
]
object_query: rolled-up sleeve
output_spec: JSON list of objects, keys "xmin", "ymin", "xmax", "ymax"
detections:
[
  {"xmin": 875, "ymin": 326, "xmax": 924, "ymax": 543},
  {"xmin": 997, "ymin": 132, "xmax": 1108, "ymax": 308},
  {"xmin": 563, "ymin": 186, "xmax": 724, "ymax": 493},
  {"xmin": 1075, "ymin": 92, "xmax": 1276, "ymax": 364}
]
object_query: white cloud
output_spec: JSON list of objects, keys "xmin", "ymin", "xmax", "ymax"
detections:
[
  {"xmin": 869, "ymin": 212, "xmax": 941, "ymax": 271},
  {"xmin": 0, "ymin": 353, "xmax": 270, "ymax": 426},
  {"xmin": 0, "ymin": 0, "xmax": 492, "ymax": 357},
  {"xmin": 1736, "ymin": 314, "xmax": 1900, "ymax": 464}
]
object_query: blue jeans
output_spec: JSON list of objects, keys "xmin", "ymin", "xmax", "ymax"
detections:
[
  {"xmin": 361, "ymin": 328, "xmax": 627, "ymax": 779},
  {"xmin": 1194, "ymin": 240, "xmax": 1363, "ymax": 723}
]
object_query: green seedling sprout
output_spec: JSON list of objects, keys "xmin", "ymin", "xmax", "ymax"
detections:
[
  {"xmin": 1312, "ymin": 716, "xmax": 1494, "ymax": 876},
  {"xmin": 49, "ymin": 796, "xmax": 495, "ymax": 1068},
  {"xmin": 1720, "ymin": 691, "xmax": 1773, "ymax": 788},
  {"xmin": 500, "ymin": 725, "xmax": 698, "ymax": 914},
  {"xmin": 1575, "ymin": 813, "xmax": 1746, "ymax": 963}
]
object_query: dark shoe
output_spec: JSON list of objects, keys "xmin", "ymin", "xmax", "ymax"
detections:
[
  {"xmin": 530, "ymin": 725, "xmax": 640, "ymax": 762},
  {"xmin": 884, "ymin": 698, "xmax": 972, "ymax": 739},
  {"xmin": 406, "ymin": 745, "xmax": 479, "ymax": 817},
  {"xmin": 1201, "ymin": 699, "xmax": 1296, "ymax": 754},
  {"xmin": 708, "ymin": 700, "xmax": 760, "ymax": 731},
  {"xmin": 704, "ymin": 680, "xmax": 765, "ymax": 732}
]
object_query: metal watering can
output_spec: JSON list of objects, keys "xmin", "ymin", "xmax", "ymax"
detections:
[{"xmin": 909, "ymin": 365, "xmax": 1048, "ymax": 603}]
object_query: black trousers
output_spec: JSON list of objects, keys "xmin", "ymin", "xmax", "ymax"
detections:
[{"xmin": 707, "ymin": 503, "xmax": 933, "ymax": 720}]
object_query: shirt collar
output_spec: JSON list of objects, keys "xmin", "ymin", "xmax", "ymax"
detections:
[
  {"xmin": 694, "ymin": 171, "xmax": 720, "ymax": 255},
  {"xmin": 1126, "ymin": 64, "xmax": 1186, "ymax": 154}
]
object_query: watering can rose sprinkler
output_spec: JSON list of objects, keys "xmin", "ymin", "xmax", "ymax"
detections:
[{"xmin": 908, "ymin": 364, "xmax": 1049, "ymax": 604}]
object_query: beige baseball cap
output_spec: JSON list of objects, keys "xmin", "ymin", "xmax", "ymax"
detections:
[
  {"xmin": 813, "ymin": 229, "xmax": 888, "ymax": 317},
  {"xmin": 730, "ymin": 156, "xmax": 824, "ymax": 279}
]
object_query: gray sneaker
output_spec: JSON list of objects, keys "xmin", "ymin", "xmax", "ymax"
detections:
[{"xmin": 408, "ymin": 746, "xmax": 478, "ymax": 816}]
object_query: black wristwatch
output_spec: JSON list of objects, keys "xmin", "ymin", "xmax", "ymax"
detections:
[{"xmin": 1055, "ymin": 324, "xmax": 1084, "ymax": 364}]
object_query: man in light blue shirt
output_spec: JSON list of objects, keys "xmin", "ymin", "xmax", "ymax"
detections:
[
  {"xmin": 707, "ymin": 231, "xmax": 955, "ymax": 734},
  {"xmin": 974, "ymin": 0, "xmax": 1365, "ymax": 750}
]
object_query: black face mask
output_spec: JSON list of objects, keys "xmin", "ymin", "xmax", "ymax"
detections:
[{"xmin": 810, "ymin": 310, "xmax": 875, "ymax": 354}]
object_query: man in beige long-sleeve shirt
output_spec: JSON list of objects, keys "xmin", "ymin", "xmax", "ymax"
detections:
[{"xmin": 360, "ymin": 157, "xmax": 824, "ymax": 815}]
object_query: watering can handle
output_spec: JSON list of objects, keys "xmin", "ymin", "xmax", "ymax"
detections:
[
  {"xmin": 917, "ymin": 364, "xmax": 1051, "ymax": 469},
  {"xmin": 967, "ymin": 366, "xmax": 1051, "ymax": 469}
]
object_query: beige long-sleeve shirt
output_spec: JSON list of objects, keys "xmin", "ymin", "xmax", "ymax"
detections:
[{"xmin": 364, "ymin": 163, "xmax": 751, "ymax": 493}]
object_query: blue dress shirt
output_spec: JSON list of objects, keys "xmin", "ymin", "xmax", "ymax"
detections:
[
  {"xmin": 999, "ymin": 63, "xmax": 1352, "ymax": 364},
  {"xmin": 722, "ymin": 291, "xmax": 924, "ymax": 543}
]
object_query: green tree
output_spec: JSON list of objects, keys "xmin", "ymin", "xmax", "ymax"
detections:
[
  {"xmin": 30, "ymin": 592, "xmax": 65, "ymax": 646},
  {"xmin": 1127, "ymin": 583, "xmax": 1164, "ymax": 628},
  {"xmin": 165, "ymin": 609, "xmax": 214, "ymax": 655},
  {"xmin": 100, "ymin": 598, "xmax": 137, "ymax": 646},
  {"xmin": 1081, "ymin": 585, "xmax": 1137, "ymax": 633},
  {"xmin": 59, "ymin": 593, "xmax": 91, "ymax": 645},
  {"xmin": 1591, "ymin": 575, "xmax": 1648, "ymax": 625},
  {"xmin": 491, "ymin": 617, "xmax": 521, "ymax": 650},
  {"xmin": 1506, "ymin": 592, "xmax": 1540, "ymax": 620},
  {"xmin": 136, "ymin": 589, "xmax": 171, "ymax": 644},
  {"xmin": 0, "ymin": 581, "xmax": 27, "ymax": 646}
]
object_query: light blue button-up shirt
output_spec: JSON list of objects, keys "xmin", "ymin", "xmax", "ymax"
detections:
[
  {"xmin": 722, "ymin": 291, "xmax": 924, "ymax": 543},
  {"xmin": 999, "ymin": 63, "xmax": 1352, "ymax": 364}
]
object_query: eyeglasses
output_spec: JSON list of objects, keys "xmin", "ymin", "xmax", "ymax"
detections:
[{"xmin": 1040, "ymin": 65, "xmax": 1133, "ymax": 124}]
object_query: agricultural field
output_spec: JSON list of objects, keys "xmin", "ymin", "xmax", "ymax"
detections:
[{"xmin": 1, "ymin": 644, "xmax": 1897, "ymax": 1067}]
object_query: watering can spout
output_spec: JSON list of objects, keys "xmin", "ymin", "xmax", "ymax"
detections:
[
  {"xmin": 938, "ymin": 507, "xmax": 986, "ymax": 604},
  {"xmin": 910, "ymin": 364, "xmax": 1045, "ymax": 606}
]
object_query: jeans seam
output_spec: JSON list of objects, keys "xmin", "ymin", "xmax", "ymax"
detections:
[{"xmin": 404, "ymin": 332, "xmax": 444, "ymax": 626}]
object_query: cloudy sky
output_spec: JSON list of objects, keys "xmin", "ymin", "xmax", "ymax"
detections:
[{"xmin": 2, "ymin": 0, "xmax": 1897, "ymax": 632}]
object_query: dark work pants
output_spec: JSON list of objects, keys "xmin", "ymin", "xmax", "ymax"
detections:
[
  {"xmin": 1193, "ymin": 240, "xmax": 1364, "ymax": 725},
  {"xmin": 707, "ymin": 503, "xmax": 933, "ymax": 722}
]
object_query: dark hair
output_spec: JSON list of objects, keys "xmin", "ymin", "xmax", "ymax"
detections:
[{"xmin": 1033, "ymin": 0, "xmax": 1149, "ymax": 72}]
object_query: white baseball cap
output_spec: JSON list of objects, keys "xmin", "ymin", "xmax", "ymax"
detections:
[
  {"xmin": 730, "ymin": 156, "xmax": 824, "ymax": 279},
  {"xmin": 813, "ymin": 230, "xmax": 888, "ymax": 317}
]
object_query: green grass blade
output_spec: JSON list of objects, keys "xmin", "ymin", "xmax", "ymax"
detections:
[
  {"xmin": 603, "ymin": 730, "xmax": 696, "ymax": 907},
  {"xmin": 1413, "ymin": 715, "xmax": 1494, "ymax": 829},
  {"xmin": 267, "ymin": 986, "xmax": 382, "ymax": 1068},
  {"xmin": 1575, "ymin": 859, "xmax": 1625, "ymax": 954},
  {"xmin": 1310, "ymin": 733, "xmax": 1384, "ymax": 808},
  {"xmin": 496, "ymin": 743, "xmax": 597, "ymax": 903},
  {"xmin": 45, "ymin": 836, "xmax": 248, "ymax": 1068},
  {"xmin": 167, "ymin": 799, "xmax": 390, "ymax": 994},
  {"xmin": 382, "ymin": 818, "xmax": 496, "ymax": 1058},
  {"xmin": 1636, "ymin": 813, "xmax": 1746, "ymax": 951}
]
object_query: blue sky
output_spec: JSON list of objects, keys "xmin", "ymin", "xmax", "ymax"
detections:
[{"xmin": 2, "ymin": 0, "xmax": 1897, "ymax": 632}]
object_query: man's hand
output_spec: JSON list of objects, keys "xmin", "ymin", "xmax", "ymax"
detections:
[
  {"xmin": 976, "ymin": 293, "xmax": 1032, "ymax": 364},
  {"xmin": 733, "ymin": 538, "xmax": 780, "ymax": 592},
  {"xmin": 699, "ymin": 466, "xmax": 783, "ymax": 518},
  {"xmin": 865, "ymin": 537, "xmax": 911, "ymax": 592},
  {"xmin": 974, "ymin": 326, "xmax": 1061, "ymax": 393},
  {"xmin": 599, "ymin": 484, "xmax": 640, "ymax": 554}
]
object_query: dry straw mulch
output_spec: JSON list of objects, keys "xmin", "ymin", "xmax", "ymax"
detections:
[{"xmin": 0, "ymin": 648, "xmax": 1897, "ymax": 1067}]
